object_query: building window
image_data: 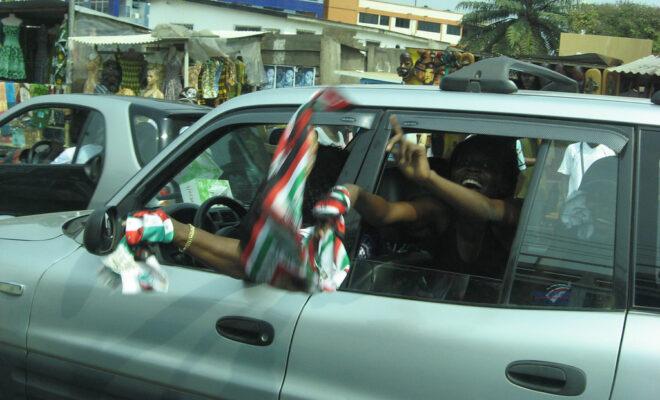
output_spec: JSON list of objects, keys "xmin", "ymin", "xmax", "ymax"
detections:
[
  {"xmin": 359, "ymin": 12, "xmax": 379, "ymax": 25},
  {"xmin": 379, "ymin": 15, "xmax": 390, "ymax": 26},
  {"xmin": 235, "ymin": 25, "xmax": 262, "ymax": 31},
  {"xmin": 77, "ymin": 0, "xmax": 109, "ymax": 13},
  {"xmin": 395, "ymin": 18, "xmax": 410, "ymax": 29},
  {"xmin": 446, "ymin": 24, "xmax": 461, "ymax": 35},
  {"xmin": 417, "ymin": 21, "xmax": 441, "ymax": 33}
]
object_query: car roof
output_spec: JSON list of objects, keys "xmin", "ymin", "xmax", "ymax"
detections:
[
  {"xmin": 22, "ymin": 94, "xmax": 210, "ymax": 114},
  {"xmin": 210, "ymin": 85, "xmax": 659, "ymax": 127}
]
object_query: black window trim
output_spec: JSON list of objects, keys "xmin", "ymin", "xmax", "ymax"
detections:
[
  {"xmin": 345, "ymin": 109, "xmax": 634, "ymax": 311},
  {"xmin": 632, "ymin": 126, "xmax": 660, "ymax": 313}
]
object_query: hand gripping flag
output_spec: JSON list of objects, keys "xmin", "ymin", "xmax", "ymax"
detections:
[
  {"xmin": 100, "ymin": 209, "xmax": 173, "ymax": 294},
  {"xmin": 240, "ymin": 88, "xmax": 353, "ymax": 292}
]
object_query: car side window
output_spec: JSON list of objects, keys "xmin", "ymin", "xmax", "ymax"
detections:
[
  {"xmin": 634, "ymin": 129, "xmax": 660, "ymax": 309},
  {"xmin": 0, "ymin": 107, "xmax": 100, "ymax": 165},
  {"xmin": 346, "ymin": 132, "xmax": 619, "ymax": 310},
  {"xmin": 151, "ymin": 122, "xmax": 359, "ymax": 217},
  {"xmin": 508, "ymin": 140, "xmax": 617, "ymax": 309}
]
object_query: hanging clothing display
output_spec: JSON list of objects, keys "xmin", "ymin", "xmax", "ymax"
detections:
[
  {"xmin": 50, "ymin": 16, "xmax": 68, "ymax": 85},
  {"xmin": 33, "ymin": 25, "xmax": 49, "ymax": 83},
  {"xmin": 0, "ymin": 25, "xmax": 26, "ymax": 80},
  {"xmin": 118, "ymin": 50, "xmax": 147, "ymax": 94},
  {"xmin": 199, "ymin": 58, "xmax": 220, "ymax": 100},
  {"xmin": 83, "ymin": 53, "xmax": 101, "ymax": 94},
  {"xmin": 188, "ymin": 62, "xmax": 202, "ymax": 91},
  {"xmin": 162, "ymin": 51, "xmax": 183, "ymax": 101}
]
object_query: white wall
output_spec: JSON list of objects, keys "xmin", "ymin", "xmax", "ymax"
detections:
[
  {"xmin": 149, "ymin": 0, "xmax": 323, "ymax": 34},
  {"xmin": 150, "ymin": 0, "xmax": 441, "ymax": 49}
]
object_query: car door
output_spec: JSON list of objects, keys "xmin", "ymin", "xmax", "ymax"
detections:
[
  {"xmin": 281, "ymin": 111, "xmax": 632, "ymax": 399},
  {"xmin": 26, "ymin": 107, "xmax": 380, "ymax": 399},
  {"xmin": 610, "ymin": 126, "xmax": 660, "ymax": 400}
]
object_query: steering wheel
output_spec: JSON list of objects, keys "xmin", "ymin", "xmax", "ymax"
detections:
[
  {"xmin": 193, "ymin": 196, "xmax": 248, "ymax": 238},
  {"xmin": 28, "ymin": 140, "xmax": 59, "ymax": 164}
]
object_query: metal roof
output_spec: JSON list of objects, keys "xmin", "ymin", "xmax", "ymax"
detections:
[{"xmin": 608, "ymin": 55, "xmax": 660, "ymax": 76}]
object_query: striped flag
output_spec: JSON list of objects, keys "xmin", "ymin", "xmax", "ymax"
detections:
[{"xmin": 240, "ymin": 88, "xmax": 353, "ymax": 292}]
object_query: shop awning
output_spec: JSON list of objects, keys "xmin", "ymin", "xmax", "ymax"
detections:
[
  {"xmin": 210, "ymin": 30, "xmax": 266, "ymax": 39},
  {"xmin": 608, "ymin": 55, "xmax": 660, "ymax": 76},
  {"xmin": 70, "ymin": 34, "xmax": 160, "ymax": 46}
]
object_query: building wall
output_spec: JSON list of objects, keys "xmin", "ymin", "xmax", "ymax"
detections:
[
  {"xmin": 325, "ymin": 0, "xmax": 462, "ymax": 45},
  {"xmin": 149, "ymin": 0, "xmax": 442, "ymax": 49},
  {"xmin": 325, "ymin": 0, "xmax": 358, "ymax": 24},
  {"xmin": 559, "ymin": 33, "xmax": 653, "ymax": 64},
  {"xmin": 220, "ymin": 0, "xmax": 325, "ymax": 18}
]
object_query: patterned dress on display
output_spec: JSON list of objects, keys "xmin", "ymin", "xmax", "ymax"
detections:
[
  {"xmin": 163, "ymin": 54, "xmax": 183, "ymax": 101},
  {"xmin": 0, "ymin": 25, "xmax": 26, "ymax": 80}
]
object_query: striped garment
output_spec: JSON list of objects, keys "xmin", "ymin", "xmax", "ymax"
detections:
[
  {"xmin": 101, "ymin": 209, "xmax": 172, "ymax": 294},
  {"xmin": 241, "ymin": 88, "xmax": 353, "ymax": 292}
]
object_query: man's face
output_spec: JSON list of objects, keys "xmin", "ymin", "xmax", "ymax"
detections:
[{"xmin": 450, "ymin": 146, "xmax": 507, "ymax": 198}]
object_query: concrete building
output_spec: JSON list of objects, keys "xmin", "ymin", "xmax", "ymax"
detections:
[
  {"xmin": 148, "ymin": 0, "xmax": 446, "ymax": 49},
  {"xmin": 325, "ymin": 0, "xmax": 463, "ymax": 45}
]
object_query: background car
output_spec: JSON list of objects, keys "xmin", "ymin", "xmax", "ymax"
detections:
[
  {"xmin": 0, "ymin": 94, "xmax": 209, "ymax": 217},
  {"xmin": 0, "ymin": 59, "xmax": 659, "ymax": 400}
]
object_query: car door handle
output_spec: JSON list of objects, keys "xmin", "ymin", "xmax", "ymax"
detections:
[
  {"xmin": 0, "ymin": 281, "xmax": 24, "ymax": 296},
  {"xmin": 506, "ymin": 360, "xmax": 586, "ymax": 396},
  {"xmin": 216, "ymin": 316, "xmax": 274, "ymax": 346}
]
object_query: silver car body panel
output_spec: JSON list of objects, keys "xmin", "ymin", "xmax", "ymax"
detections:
[
  {"xmin": 281, "ymin": 292, "xmax": 624, "ymax": 400},
  {"xmin": 0, "ymin": 211, "xmax": 87, "ymax": 241},
  {"xmin": 0, "ymin": 233, "xmax": 81, "ymax": 398},
  {"xmin": 610, "ymin": 311, "xmax": 660, "ymax": 399},
  {"xmin": 27, "ymin": 248, "xmax": 310, "ymax": 399}
]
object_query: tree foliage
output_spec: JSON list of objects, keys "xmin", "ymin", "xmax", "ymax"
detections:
[
  {"xmin": 568, "ymin": 2, "xmax": 660, "ymax": 53},
  {"xmin": 457, "ymin": 0, "xmax": 571, "ymax": 57}
]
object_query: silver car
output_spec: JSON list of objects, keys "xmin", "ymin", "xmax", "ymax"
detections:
[
  {"xmin": 0, "ymin": 95, "xmax": 208, "ymax": 216},
  {"xmin": 0, "ymin": 59, "xmax": 658, "ymax": 399}
]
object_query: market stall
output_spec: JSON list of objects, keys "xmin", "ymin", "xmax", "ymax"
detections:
[
  {"xmin": 0, "ymin": 1, "xmax": 149, "ymax": 111},
  {"xmin": 607, "ymin": 55, "xmax": 660, "ymax": 99},
  {"xmin": 70, "ymin": 26, "xmax": 264, "ymax": 106}
]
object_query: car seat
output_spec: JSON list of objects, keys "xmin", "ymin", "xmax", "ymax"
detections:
[{"xmin": 134, "ymin": 120, "xmax": 159, "ymax": 164}]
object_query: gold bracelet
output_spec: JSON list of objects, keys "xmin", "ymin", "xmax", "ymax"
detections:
[{"xmin": 181, "ymin": 224, "xmax": 195, "ymax": 252}]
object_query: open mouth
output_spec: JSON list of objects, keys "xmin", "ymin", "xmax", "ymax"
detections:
[{"xmin": 461, "ymin": 178, "xmax": 483, "ymax": 190}]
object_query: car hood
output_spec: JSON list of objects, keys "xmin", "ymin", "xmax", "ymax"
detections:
[{"xmin": 0, "ymin": 210, "xmax": 91, "ymax": 241}]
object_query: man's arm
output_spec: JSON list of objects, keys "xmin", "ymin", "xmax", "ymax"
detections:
[
  {"xmin": 345, "ymin": 184, "xmax": 446, "ymax": 228},
  {"xmin": 420, "ymin": 171, "xmax": 520, "ymax": 225},
  {"xmin": 171, "ymin": 219, "xmax": 245, "ymax": 278},
  {"xmin": 386, "ymin": 115, "xmax": 519, "ymax": 226}
]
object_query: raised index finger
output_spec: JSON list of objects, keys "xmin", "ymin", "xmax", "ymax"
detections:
[{"xmin": 386, "ymin": 115, "xmax": 405, "ymax": 152}]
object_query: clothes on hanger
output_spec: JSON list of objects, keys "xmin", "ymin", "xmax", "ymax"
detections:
[
  {"xmin": 162, "ymin": 48, "xmax": 183, "ymax": 101},
  {"xmin": 0, "ymin": 24, "xmax": 26, "ymax": 80},
  {"xmin": 49, "ymin": 16, "xmax": 68, "ymax": 85}
]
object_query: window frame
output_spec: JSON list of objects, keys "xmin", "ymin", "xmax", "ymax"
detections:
[
  {"xmin": 446, "ymin": 24, "xmax": 461, "ymax": 36},
  {"xmin": 379, "ymin": 15, "xmax": 390, "ymax": 26},
  {"xmin": 417, "ymin": 20, "xmax": 441, "ymax": 33},
  {"xmin": 358, "ymin": 12, "xmax": 379, "ymax": 25},
  {"xmin": 345, "ymin": 109, "xmax": 634, "ymax": 310},
  {"xmin": 632, "ymin": 126, "xmax": 660, "ymax": 312},
  {"xmin": 394, "ymin": 18, "xmax": 410, "ymax": 29}
]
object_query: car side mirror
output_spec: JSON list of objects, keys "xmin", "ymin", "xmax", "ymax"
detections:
[{"xmin": 83, "ymin": 206, "xmax": 122, "ymax": 255}]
